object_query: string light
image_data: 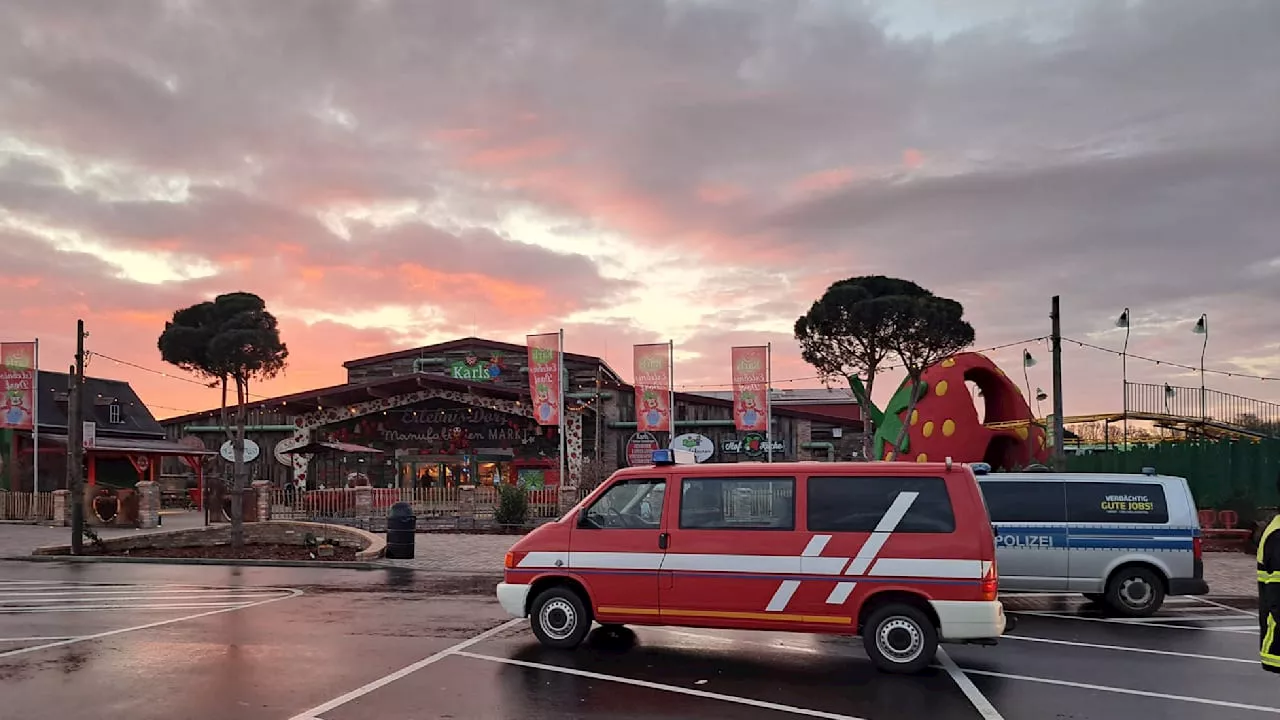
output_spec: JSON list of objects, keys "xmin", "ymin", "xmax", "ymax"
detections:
[
  {"xmin": 85, "ymin": 350, "xmax": 271, "ymax": 397},
  {"xmin": 1064, "ymin": 337, "xmax": 1278, "ymax": 382},
  {"xmin": 671, "ymin": 336, "xmax": 1050, "ymax": 389}
]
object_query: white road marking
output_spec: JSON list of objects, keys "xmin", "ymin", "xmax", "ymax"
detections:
[
  {"xmin": 937, "ymin": 648, "xmax": 1005, "ymax": 720},
  {"xmin": 0, "ymin": 592, "xmax": 287, "ymax": 604},
  {"xmin": 454, "ymin": 650, "xmax": 869, "ymax": 720},
  {"xmin": 950, "ymin": 666, "xmax": 1280, "ymax": 714},
  {"xmin": 0, "ymin": 602, "xmax": 261, "ymax": 613},
  {"xmin": 1190, "ymin": 596, "xmax": 1256, "ymax": 618},
  {"xmin": 1003, "ymin": 633, "xmax": 1255, "ymax": 663},
  {"xmin": 0, "ymin": 588, "xmax": 289, "ymax": 598},
  {"xmin": 1009, "ymin": 611, "xmax": 1257, "ymax": 632},
  {"xmin": 285, "ymin": 618, "xmax": 524, "ymax": 720},
  {"xmin": 0, "ymin": 636, "xmax": 75, "ymax": 642},
  {"xmin": 0, "ymin": 587, "xmax": 302, "ymax": 660}
]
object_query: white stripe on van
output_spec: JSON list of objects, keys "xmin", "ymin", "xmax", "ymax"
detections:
[
  {"xmin": 767, "ymin": 535, "xmax": 833, "ymax": 611},
  {"xmin": 826, "ymin": 492, "xmax": 920, "ymax": 605}
]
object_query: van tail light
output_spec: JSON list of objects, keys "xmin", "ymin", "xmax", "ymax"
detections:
[
  {"xmin": 981, "ymin": 561, "xmax": 998, "ymax": 602},
  {"xmin": 1192, "ymin": 536, "xmax": 1203, "ymax": 562}
]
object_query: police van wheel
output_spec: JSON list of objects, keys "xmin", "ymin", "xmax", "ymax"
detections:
[
  {"xmin": 1104, "ymin": 566, "xmax": 1165, "ymax": 617},
  {"xmin": 530, "ymin": 587, "xmax": 592, "ymax": 649},
  {"xmin": 862, "ymin": 604, "xmax": 938, "ymax": 674}
]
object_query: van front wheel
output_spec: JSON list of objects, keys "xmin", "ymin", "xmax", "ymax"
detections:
[
  {"xmin": 1104, "ymin": 566, "xmax": 1165, "ymax": 617},
  {"xmin": 529, "ymin": 587, "xmax": 592, "ymax": 649},
  {"xmin": 862, "ymin": 604, "xmax": 938, "ymax": 674}
]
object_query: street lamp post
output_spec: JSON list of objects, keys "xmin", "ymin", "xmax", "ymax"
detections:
[
  {"xmin": 1192, "ymin": 314, "xmax": 1208, "ymax": 423},
  {"xmin": 1117, "ymin": 308, "xmax": 1130, "ymax": 449}
]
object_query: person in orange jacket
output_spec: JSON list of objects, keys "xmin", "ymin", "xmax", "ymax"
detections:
[{"xmin": 1260, "ymin": 474, "xmax": 1280, "ymax": 674}]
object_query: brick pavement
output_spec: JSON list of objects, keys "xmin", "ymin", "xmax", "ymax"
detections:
[{"xmin": 0, "ymin": 510, "xmax": 208, "ymax": 556}]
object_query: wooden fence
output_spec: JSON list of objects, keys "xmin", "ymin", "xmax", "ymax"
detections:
[
  {"xmin": 269, "ymin": 486, "xmax": 566, "ymax": 525},
  {"xmin": 0, "ymin": 491, "xmax": 54, "ymax": 522},
  {"xmin": 1066, "ymin": 438, "xmax": 1280, "ymax": 522}
]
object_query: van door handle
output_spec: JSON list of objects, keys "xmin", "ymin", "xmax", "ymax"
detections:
[{"xmin": 658, "ymin": 532, "xmax": 669, "ymax": 550}]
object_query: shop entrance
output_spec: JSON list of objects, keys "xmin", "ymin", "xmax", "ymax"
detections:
[{"xmin": 398, "ymin": 454, "xmax": 515, "ymax": 488}]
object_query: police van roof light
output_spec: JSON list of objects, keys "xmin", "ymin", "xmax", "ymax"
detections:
[
  {"xmin": 970, "ymin": 462, "xmax": 991, "ymax": 476},
  {"xmin": 652, "ymin": 449, "xmax": 698, "ymax": 466},
  {"xmin": 1141, "ymin": 466, "xmax": 1157, "ymax": 476}
]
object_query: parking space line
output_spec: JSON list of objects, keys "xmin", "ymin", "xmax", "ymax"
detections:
[
  {"xmin": 0, "ymin": 592, "xmax": 288, "ymax": 603},
  {"xmin": 0, "ymin": 602, "xmax": 259, "ymax": 613},
  {"xmin": 453, "ymin": 650, "xmax": 868, "ymax": 720},
  {"xmin": 0, "ymin": 587, "xmax": 303, "ymax": 660},
  {"xmin": 285, "ymin": 618, "xmax": 524, "ymax": 720},
  {"xmin": 951, "ymin": 666, "xmax": 1280, "ymax": 714},
  {"xmin": 936, "ymin": 648, "xmax": 1005, "ymax": 720},
  {"xmin": 1190, "ymin": 596, "xmax": 1256, "ymax": 618},
  {"xmin": 0, "ymin": 636, "xmax": 75, "ymax": 642},
  {"xmin": 1009, "ymin": 611, "xmax": 1257, "ymax": 633},
  {"xmin": 1004, "ymin": 634, "xmax": 1255, "ymax": 663}
]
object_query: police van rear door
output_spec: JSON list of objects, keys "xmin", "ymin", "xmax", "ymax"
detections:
[{"xmin": 979, "ymin": 478, "xmax": 1069, "ymax": 591}]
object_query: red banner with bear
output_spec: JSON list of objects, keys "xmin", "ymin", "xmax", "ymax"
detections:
[
  {"xmin": 1, "ymin": 342, "xmax": 37, "ymax": 430},
  {"xmin": 633, "ymin": 343, "xmax": 672, "ymax": 433},
  {"xmin": 526, "ymin": 333, "xmax": 562, "ymax": 427},
  {"xmin": 732, "ymin": 346, "xmax": 769, "ymax": 432}
]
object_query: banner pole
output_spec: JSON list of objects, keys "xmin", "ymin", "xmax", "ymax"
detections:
[
  {"xmin": 558, "ymin": 329, "xmax": 566, "ymax": 488},
  {"xmin": 32, "ymin": 338, "xmax": 39, "ymax": 495},
  {"xmin": 668, "ymin": 340, "xmax": 675, "ymax": 439},
  {"xmin": 765, "ymin": 342, "xmax": 773, "ymax": 463}
]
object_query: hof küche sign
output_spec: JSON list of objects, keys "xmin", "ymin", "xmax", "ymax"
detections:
[{"xmin": 720, "ymin": 433, "xmax": 784, "ymax": 458}]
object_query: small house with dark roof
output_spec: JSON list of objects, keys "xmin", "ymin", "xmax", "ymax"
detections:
[{"xmin": 1, "ymin": 370, "xmax": 213, "ymax": 493}]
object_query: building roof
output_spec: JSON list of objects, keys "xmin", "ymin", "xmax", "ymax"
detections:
[
  {"xmin": 38, "ymin": 433, "xmax": 217, "ymax": 456},
  {"xmin": 342, "ymin": 336, "xmax": 624, "ymax": 383},
  {"xmin": 33, "ymin": 370, "xmax": 164, "ymax": 439},
  {"xmin": 694, "ymin": 388, "xmax": 859, "ymax": 405},
  {"xmin": 159, "ymin": 372, "xmax": 527, "ymax": 425}
]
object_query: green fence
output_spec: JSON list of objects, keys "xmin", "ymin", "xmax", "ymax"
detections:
[{"xmin": 1066, "ymin": 439, "xmax": 1280, "ymax": 522}]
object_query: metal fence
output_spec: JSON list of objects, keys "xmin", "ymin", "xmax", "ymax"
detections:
[
  {"xmin": 0, "ymin": 491, "xmax": 54, "ymax": 522},
  {"xmin": 1126, "ymin": 382, "xmax": 1280, "ymax": 436}
]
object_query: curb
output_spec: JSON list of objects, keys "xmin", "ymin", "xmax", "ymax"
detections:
[{"xmin": 2, "ymin": 555, "xmax": 383, "ymax": 570}]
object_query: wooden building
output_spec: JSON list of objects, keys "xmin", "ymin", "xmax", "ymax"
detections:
[{"xmin": 159, "ymin": 337, "xmax": 866, "ymax": 491}]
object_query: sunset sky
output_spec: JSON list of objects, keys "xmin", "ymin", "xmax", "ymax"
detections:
[{"xmin": 3, "ymin": 0, "xmax": 1279, "ymax": 421}]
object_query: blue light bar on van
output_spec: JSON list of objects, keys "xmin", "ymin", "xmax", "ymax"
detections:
[
  {"xmin": 970, "ymin": 462, "xmax": 991, "ymax": 476},
  {"xmin": 652, "ymin": 448, "xmax": 698, "ymax": 465}
]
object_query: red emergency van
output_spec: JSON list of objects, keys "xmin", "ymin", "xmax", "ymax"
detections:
[{"xmin": 497, "ymin": 450, "xmax": 1007, "ymax": 673}]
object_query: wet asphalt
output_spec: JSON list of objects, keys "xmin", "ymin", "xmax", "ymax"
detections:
[{"xmin": 0, "ymin": 560, "xmax": 1269, "ymax": 720}]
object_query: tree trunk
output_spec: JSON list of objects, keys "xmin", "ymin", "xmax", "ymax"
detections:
[
  {"xmin": 230, "ymin": 376, "xmax": 247, "ymax": 548},
  {"xmin": 891, "ymin": 377, "xmax": 924, "ymax": 460},
  {"xmin": 846, "ymin": 373, "xmax": 878, "ymax": 461}
]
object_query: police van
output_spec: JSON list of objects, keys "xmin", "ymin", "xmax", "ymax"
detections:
[
  {"xmin": 497, "ymin": 451, "xmax": 1007, "ymax": 674},
  {"xmin": 975, "ymin": 465, "xmax": 1208, "ymax": 616}
]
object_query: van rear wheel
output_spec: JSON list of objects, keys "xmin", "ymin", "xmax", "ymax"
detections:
[
  {"xmin": 1104, "ymin": 566, "xmax": 1165, "ymax": 617},
  {"xmin": 862, "ymin": 604, "xmax": 938, "ymax": 674},
  {"xmin": 529, "ymin": 586, "xmax": 592, "ymax": 649}
]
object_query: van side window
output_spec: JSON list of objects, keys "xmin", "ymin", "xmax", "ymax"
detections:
[
  {"xmin": 807, "ymin": 476, "xmax": 955, "ymax": 533},
  {"xmin": 979, "ymin": 481, "xmax": 1067, "ymax": 523},
  {"xmin": 679, "ymin": 477, "xmax": 795, "ymax": 530},
  {"xmin": 1065, "ymin": 482, "xmax": 1169, "ymax": 524},
  {"xmin": 582, "ymin": 479, "xmax": 666, "ymax": 529}
]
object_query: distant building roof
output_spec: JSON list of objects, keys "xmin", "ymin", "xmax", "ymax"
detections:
[
  {"xmin": 33, "ymin": 370, "xmax": 164, "ymax": 439},
  {"xmin": 693, "ymin": 387, "xmax": 858, "ymax": 405}
]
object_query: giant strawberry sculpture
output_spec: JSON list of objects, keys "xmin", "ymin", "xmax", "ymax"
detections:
[{"xmin": 867, "ymin": 352, "xmax": 1047, "ymax": 469}]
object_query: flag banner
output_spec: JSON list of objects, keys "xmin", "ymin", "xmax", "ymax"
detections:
[
  {"xmin": 634, "ymin": 343, "xmax": 672, "ymax": 433},
  {"xmin": 1, "ymin": 342, "xmax": 36, "ymax": 430},
  {"xmin": 526, "ymin": 333, "xmax": 562, "ymax": 426},
  {"xmin": 732, "ymin": 346, "xmax": 769, "ymax": 432}
]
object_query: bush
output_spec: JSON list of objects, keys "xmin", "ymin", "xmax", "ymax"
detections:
[{"xmin": 494, "ymin": 484, "xmax": 530, "ymax": 526}]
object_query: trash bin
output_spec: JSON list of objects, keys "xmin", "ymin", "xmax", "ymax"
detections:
[{"xmin": 386, "ymin": 502, "xmax": 416, "ymax": 559}]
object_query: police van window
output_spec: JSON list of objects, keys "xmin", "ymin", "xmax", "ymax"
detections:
[
  {"xmin": 679, "ymin": 477, "xmax": 795, "ymax": 530},
  {"xmin": 807, "ymin": 476, "xmax": 955, "ymax": 533},
  {"xmin": 1066, "ymin": 482, "xmax": 1169, "ymax": 524},
  {"xmin": 582, "ymin": 478, "xmax": 665, "ymax": 529},
  {"xmin": 979, "ymin": 481, "xmax": 1067, "ymax": 523}
]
